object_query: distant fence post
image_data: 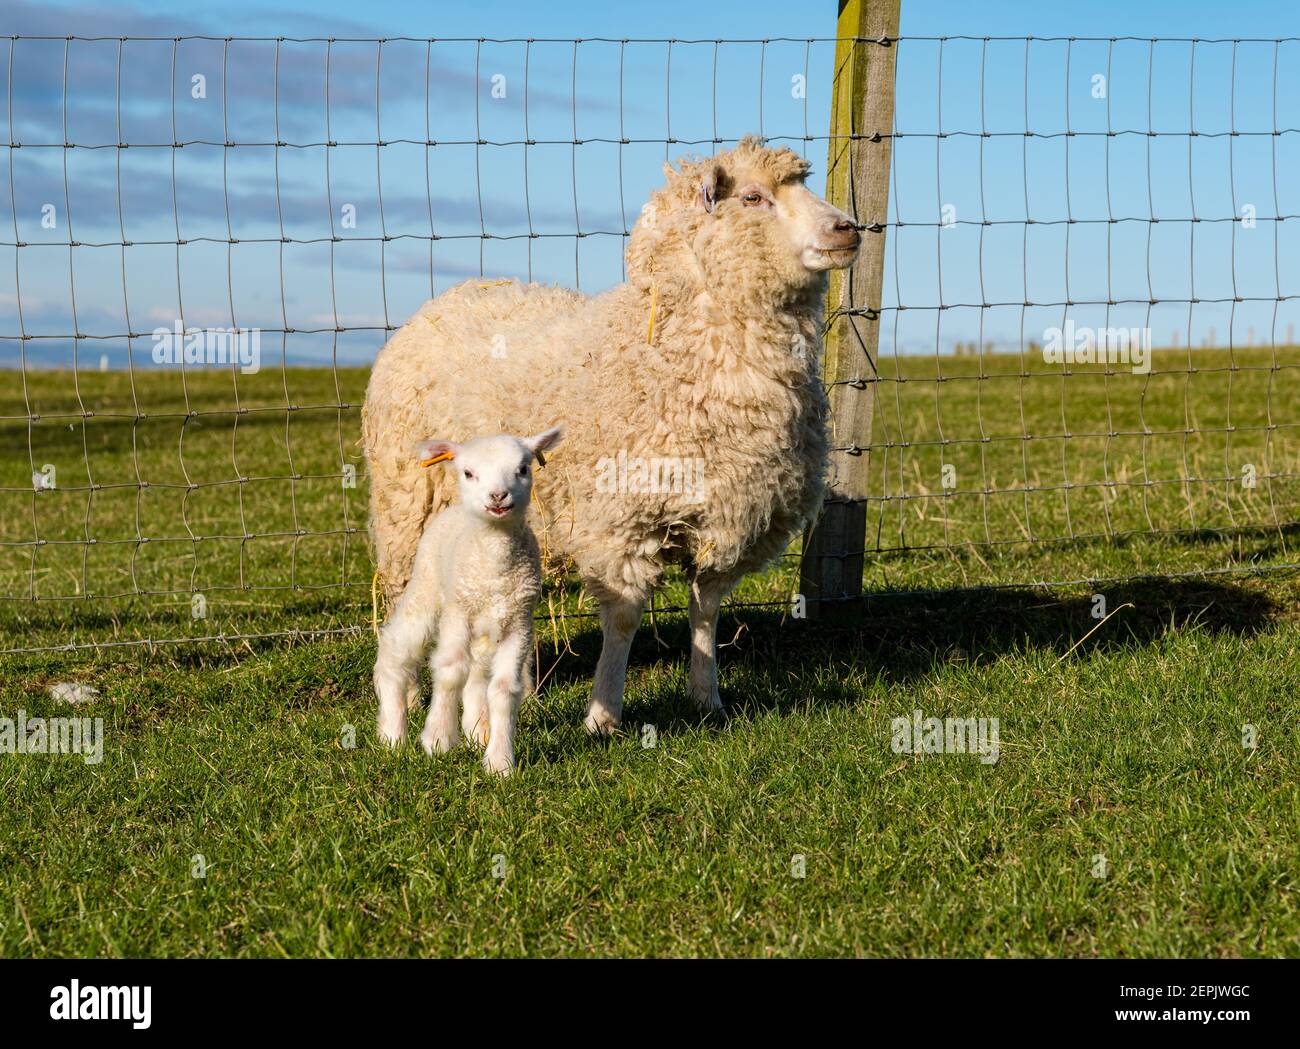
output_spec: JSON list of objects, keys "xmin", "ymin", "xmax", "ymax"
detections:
[{"xmin": 799, "ymin": 0, "xmax": 899, "ymax": 617}]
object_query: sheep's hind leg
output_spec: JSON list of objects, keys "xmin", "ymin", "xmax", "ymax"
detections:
[
  {"xmin": 374, "ymin": 609, "xmax": 436, "ymax": 745},
  {"xmin": 584, "ymin": 592, "xmax": 646, "ymax": 736},
  {"xmin": 688, "ymin": 571, "xmax": 736, "ymax": 716},
  {"xmin": 420, "ymin": 610, "xmax": 470, "ymax": 756}
]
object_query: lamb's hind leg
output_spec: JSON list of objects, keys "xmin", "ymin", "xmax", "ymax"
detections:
[
  {"xmin": 584, "ymin": 590, "xmax": 646, "ymax": 736},
  {"xmin": 483, "ymin": 628, "xmax": 529, "ymax": 776},
  {"xmin": 688, "ymin": 571, "xmax": 737, "ymax": 715},
  {"xmin": 420, "ymin": 610, "xmax": 470, "ymax": 756},
  {"xmin": 460, "ymin": 639, "xmax": 492, "ymax": 748},
  {"xmin": 374, "ymin": 608, "xmax": 436, "ymax": 745}
]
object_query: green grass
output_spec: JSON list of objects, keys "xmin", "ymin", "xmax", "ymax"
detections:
[{"xmin": 2, "ymin": 348, "xmax": 1299, "ymax": 956}]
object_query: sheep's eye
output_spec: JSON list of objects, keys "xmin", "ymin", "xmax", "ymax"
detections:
[
  {"xmin": 742, "ymin": 192, "xmax": 764, "ymax": 206},
  {"xmin": 517, "ymin": 465, "xmax": 529, "ymax": 478},
  {"xmin": 463, "ymin": 469, "xmax": 474, "ymax": 480}
]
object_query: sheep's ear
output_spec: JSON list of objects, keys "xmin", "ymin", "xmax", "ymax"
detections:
[
  {"xmin": 523, "ymin": 426, "xmax": 563, "ymax": 464},
  {"xmin": 697, "ymin": 164, "xmax": 722, "ymax": 213},
  {"xmin": 415, "ymin": 439, "xmax": 457, "ymax": 467}
]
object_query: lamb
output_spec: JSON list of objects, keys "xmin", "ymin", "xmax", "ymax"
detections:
[
  {"xmin": 363, "ymin": 135, "xmax": 860, "ymax": 735},
  {"xmin": 373, "ymin": 427, "xmax": 563, "ymax": 775}
]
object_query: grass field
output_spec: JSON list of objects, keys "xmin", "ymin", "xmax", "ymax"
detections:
[{"xmin": 2, "ymin": 347, "xmax": 1299, "ymax": 956}]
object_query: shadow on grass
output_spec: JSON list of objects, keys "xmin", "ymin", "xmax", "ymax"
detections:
[
  {"xmin": 530, "ymin": 574, "xmax": 1289, "ymax": 732},
  {"xmin": 4, "ymin": 570, "xmax": 1291, "ymax": 740}
]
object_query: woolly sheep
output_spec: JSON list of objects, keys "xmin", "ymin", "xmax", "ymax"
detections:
[
  {"xmin": 363, "ymin": 136, "xmax": 861, "ymax": 735},
  {"xmin": 373, "ymin": 427, "xmax": 563, "ymax": 775}
]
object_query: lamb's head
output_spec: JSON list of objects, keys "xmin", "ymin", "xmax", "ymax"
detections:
[
  {"xmin": 416, "ymin": 427, "xmax": 563, "ymax": 527},
  {"xmin": 626, "ymin": 135, "xmax": 860, "ymax": 304}
]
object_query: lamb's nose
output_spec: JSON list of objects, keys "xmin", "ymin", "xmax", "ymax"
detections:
[{"xmin": 488, "ymin": 490, "xmax": 508, "ymax": 504}]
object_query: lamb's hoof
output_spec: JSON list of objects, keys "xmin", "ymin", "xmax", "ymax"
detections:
[
  {"xmin": 420, "ymin": 729, "xmax": 458, "ymax": 756},
  {"xmin": 584, "ymin": 707, "xmax": 621, "ymax": 737},
  {"xmin": 376, "ymin": 718, "xmax": 407, "ymax": 747},
  {"xmin": 461, "ymin": 718, "xmax": 489, "ymax": 749},
  {"xmin": 482, "ymin": 750, "xmax": 515, "ymax": 777}
]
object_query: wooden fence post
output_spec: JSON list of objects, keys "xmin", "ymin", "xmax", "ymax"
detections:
[{"xmin": 799, "ymin": 0, "xmax": 900, "ymax": 617}]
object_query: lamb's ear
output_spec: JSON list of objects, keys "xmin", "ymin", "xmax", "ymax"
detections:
[
  {"xmin": 522, "ymin": 426, "xmax": 563, "ymax": 464},
  {"xmin": 414, "ymin": 439, "xmax": 457, "ymax": 467}
]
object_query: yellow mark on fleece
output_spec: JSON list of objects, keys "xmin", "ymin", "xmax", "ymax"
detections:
[
  {"xmin": 371, "ymin": 569, "xmax": 384, "ymax": 636},
  {"xmin": 647, "ymin": 282, "xmax": 659, "ymax": 345},
  {"xmin": 477, "ymin": 279, "xmax": 514, "ymax": 288}
]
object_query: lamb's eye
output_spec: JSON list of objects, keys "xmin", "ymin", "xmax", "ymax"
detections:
[
  {"xmin": 517, "ymin": 465, "xmax": 529, "ymax": 478},
  {"xmin": 463, "ymin": 469, "xmax": 474, "ymax": 480},
  {"xmin": 742, "ymin": 192, "xmax": 764, "ymax": 206}
]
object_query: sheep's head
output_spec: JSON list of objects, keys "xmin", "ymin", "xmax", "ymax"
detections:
[
  {"xmin": 416, "ymin": 427, "xmax": 563, "ymax": 527},
  {"xmin": 626, "ymin": 136, "xmax": 860, "ymax": 305}
]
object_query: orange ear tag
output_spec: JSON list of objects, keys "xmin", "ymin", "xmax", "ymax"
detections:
[{"xmin": 420, "ymin": 451, "xmax": 454, "ymax": 468}]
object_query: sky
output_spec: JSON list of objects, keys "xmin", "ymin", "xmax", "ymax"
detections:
[{"xmin": 2, "ymin": 0, "xmax": 1299, "ymax": 368}]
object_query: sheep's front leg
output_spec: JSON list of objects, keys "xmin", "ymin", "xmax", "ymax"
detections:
[
  {"xmin": 374, "ymin": 608, "xmax": 436, "ymax": 745},
  {"xmin": 585, "ymin": 593, "xmax": 646, "ymax": 735},
  {"xmin": 688, "ymin": 572, "xmax": 736, "ymax": 714},
  {"xmin": 483, "ymin": 629, "xmax": 529, "ymax": 776},
  {"xmin": 420, "ymin": 610, "xmax": 470, "ymax": 756}
]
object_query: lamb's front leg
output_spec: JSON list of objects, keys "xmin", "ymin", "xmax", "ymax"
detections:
[
  {"xmin": 688, "ymin": 571, "xmax": 736, "ymax": 714},
  {"xmin": 584, "ymin": 592, "xmax": 646, "ymax": 735},
  {"xmin": 420, "ymin": 609, "xmax": 470, "ymax": 756},
  {"xmin": 482, "ymin": 629, "xmax": 529, "ymax": 776}
]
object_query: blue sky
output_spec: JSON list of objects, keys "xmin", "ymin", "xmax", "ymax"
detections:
[{"xmin": 3, "ymin": 0, "xmax": 1299, "ymax": 368}]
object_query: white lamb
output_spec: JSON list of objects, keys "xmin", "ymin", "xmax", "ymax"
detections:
[{"xmin": 373, "ymin": 427, "xmax": 563, "ymax": 775}]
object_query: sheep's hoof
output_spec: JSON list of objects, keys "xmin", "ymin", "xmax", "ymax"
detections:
[
  {"xmin": 688, "ymin": 677, "xmax": 726, "ymax": 714},
  {"xmin": 584, "ymin": 707, "xmax": 621, "ymax": 737}
]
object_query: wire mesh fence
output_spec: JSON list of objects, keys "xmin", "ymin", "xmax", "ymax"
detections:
[{"xmin": 2, "ymin": 32, "xmax": 1298, "ymax": 657}]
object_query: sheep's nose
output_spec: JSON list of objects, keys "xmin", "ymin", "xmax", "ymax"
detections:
[
  {"xmin": 830, "ymin": 218, "xmax": 861, "ymax": 248},
  {"xmin": 488, "ymin": 490, "xmax": 508, "ymax": 504}
]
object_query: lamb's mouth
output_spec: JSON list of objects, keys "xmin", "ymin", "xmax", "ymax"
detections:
[{"xmin": 485, "ymin": 504, "xmax": 514, "ymax": 517}]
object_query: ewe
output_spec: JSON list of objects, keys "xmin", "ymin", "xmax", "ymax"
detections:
[
  {"xmin": 373, "ymin": 428, "xmax": 562, "ymax": 775},
  {"xmin": 363, "ymin": 136, "xmax": 860, "ymax": 734}
]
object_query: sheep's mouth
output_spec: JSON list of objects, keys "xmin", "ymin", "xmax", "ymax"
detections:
[
  {"xmin": 813, "ymin": 244, "xmax": 859, "ymax": 264},
  {"xmin": 485, "ymin": 504, "xmax": 514, "ymax": 517},
  {"xmin": 801, "ymin": 244, "xmax": 860, "ymax": 273}
]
